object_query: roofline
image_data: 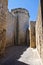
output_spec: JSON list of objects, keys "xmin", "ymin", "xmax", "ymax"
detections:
[{"xmin": 11, "ymin": 8, "xmax": 30, "ymax": 17}]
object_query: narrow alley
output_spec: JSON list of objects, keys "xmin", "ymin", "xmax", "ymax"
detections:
[{"xmin": 0, "ymin": 46, "xmax": 42, "ymax": 65}]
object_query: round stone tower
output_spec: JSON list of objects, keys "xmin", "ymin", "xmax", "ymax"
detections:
[{"xmin": 11, "ymin": 8, "xmax": 29, "ymax": 45}]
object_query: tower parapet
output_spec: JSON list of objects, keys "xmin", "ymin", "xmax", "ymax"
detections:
[{"xmin": 11, "ymin": 8, "xmax": 29, "ymax": 16}]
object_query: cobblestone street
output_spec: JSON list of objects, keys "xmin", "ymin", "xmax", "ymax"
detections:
[{"xmin": 0, "ymin": 46, "xmax": 42, "ymax": 65}]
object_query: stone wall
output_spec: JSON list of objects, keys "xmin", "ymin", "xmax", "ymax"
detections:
[
  {"xmin": 41, "ymin": 26, "xmax": 43, "ymax": 63},
  {"xmin": 11, "ymin": 8, "xmax": 29, "ymax": 45},
  {"xmin": 36, "ymin": 0, "xmax": 43, "ymax": 63},
  {"xmin": 0, "ymin": 0, "xmax": 8, "ymax": 55},
  {"xmin": 40, "ymin": 0, "xmax": 43, "ymax": 63},
  {"xmin": 30, "ymin": 21, "xmax": 36, "ymax": 48},
  {"xmin": 36, "ymin": 1, "xmax": 42, "ymax": 54},
  {"xmin": 6, "ymin": 10, "xmax": 16, "ymax": 47},
  {"xmin": 5, "ymin": 8, "xmax": 30, "ymax": 47},
  {"xmin": 26, "ymin": 28, "xmax": 30, "ymax": 46},
  {"xmin": 36, "ymin": 3, "xmax": 42, "ymax": 54}
]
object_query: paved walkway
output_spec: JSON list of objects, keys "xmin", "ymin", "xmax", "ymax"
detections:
[{"xmin": 0, "ymin": 46, "xmax": 42, "ymax": 65}]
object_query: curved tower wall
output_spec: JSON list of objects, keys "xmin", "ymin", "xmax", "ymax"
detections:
[{"xmin": 11, "ymin": 8, "xmax": 29, "ymax": 45}]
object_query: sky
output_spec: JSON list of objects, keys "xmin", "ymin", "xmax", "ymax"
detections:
[{"xmin": 8, "ymin": 0, "xmax": 40, "ymax": 21}]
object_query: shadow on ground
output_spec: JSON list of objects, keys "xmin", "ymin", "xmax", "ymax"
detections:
[{"xmin": 0, "ymin": 46, "xmax": 30, "ymax": 65}]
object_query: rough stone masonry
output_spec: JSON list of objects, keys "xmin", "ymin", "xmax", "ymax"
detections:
[{"xmin": 0, "ymin": 0, "xmax": 8, "ymax": 55}]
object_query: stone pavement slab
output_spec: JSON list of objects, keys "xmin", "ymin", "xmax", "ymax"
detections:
[{"xmin": 18, "ymin": 48, "xmax": 42, "ymax": 65}]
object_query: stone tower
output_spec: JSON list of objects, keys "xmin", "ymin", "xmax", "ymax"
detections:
[
  {"xmin": 11, "ymin": 8, "xmax": 29, "ymax": 45},
  {"xmin": 0, "ymin": 0, "xmax": 8, "ymax": 55}
]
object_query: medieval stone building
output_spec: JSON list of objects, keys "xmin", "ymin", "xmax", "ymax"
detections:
[
  {"xmin": 6, "ymin": 10, "xmax": 16, "ymax": 47},
  {"xmin": 0, "ymin": 0, "xmax": 30, "ymax": 56},
  {"xmin": 11, "ymin": 8, "xmax": 29, "ymax": 45},
  {"xmin": 6, "ymin": 8, "xmax": 29, "ymax": 46},
  {"xmin": 36, "ymin": 0, "xmax": 43, "ymax": 63},
  {"xmin": 0, "ymin": 0, "xmax": 8, "ymax": 55},
  {"xmin": 1, "ymin": 0, "xmax": 43, "ymax": 64},
  {"xmin": 6, "ymin": 8, "xmax": 29, "ymax": 47},
  {"xmin": 30, "ymin": 21, "xmax": 36, "ymax": 48}
]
